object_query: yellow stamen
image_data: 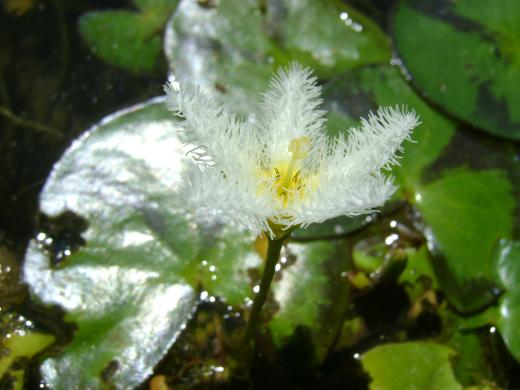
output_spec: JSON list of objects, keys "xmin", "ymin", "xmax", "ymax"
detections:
[
  {"xmin": 257, "ymin": 136, "xmax": 313, "ymax": 209},
  {"xmin": 281, "ymin": 136, "xmax": 310, "ymax": 191}
]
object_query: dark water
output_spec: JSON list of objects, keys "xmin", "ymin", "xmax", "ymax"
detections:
[{"xmin": 1, "ymin": 0, "xmax": 165, "ymax": 253}]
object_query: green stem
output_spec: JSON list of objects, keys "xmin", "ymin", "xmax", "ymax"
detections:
[
  {"xmin": 243, "ymin": 236, "xmax": 285, "ymax": 345},
  {"xmin": 0, "ymin": 106, "xmax": 62, "ymax": 138}
]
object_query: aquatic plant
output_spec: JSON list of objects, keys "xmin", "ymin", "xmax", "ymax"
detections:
[{"xmin": 165, "ymin": 63, "xmax": 419, "ymax": 344}]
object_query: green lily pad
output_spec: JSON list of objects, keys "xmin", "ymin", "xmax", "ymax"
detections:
[
  {"xmin": 0, "ymin": 330, "xmax": 54, "ymax": 377},
  {"xmin": 362, "ymin": 342, "xmax": 463, "ymax": 390},
  {"xmin": 269, "ymin": 240, "xmax": 349, "ymax": 360},
  {"xmin": 393, "ymin": 0, "xmax": 520, "ymax": 140},
  {"xmin": 164, "ymin": 0, "xmax": 390, "ymax": 115},
  {"xmin": 79, "ymin": 0, "xmax": 179, "ymax": 72},
  {"xmin": 23, "ymin": 98, "xmax": 262, "ymax": 389},
  {"xmin": 323, "ymin": 65, "xmax": 516, "ymax": 312},
  {"xmin": 0, "ymin": 312, "xmax": 55, "ymax": 390},
  {"xmin": 494, "ymin": 239, "xmax": 520, "ymax": 362},
  {"xmin": 415, "ymin": 170, "xmax": 514, "ymax": 311},
  {"xmin": 439, "ymin": 240, "xmax": 520, "ymax": 365},
  {"xmin": 273, "ymin": 0, "xmax": 390, "ymax": 78}
]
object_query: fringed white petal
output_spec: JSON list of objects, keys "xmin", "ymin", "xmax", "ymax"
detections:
[
  {"xmin": 180, "ymin": 164, "xmax": 275, "ymax": 235},
  {"xmin": 165, "ymin": 64, "xmax": 420, "ymax": 238},
  {"xmin": 340, "ymin": 106, "xmax": 419, "ymax": 175},
  {"xmin": 164, "ymin": 82, "xmax": 244, "ymax": 169},
  {"xmin": 288, "ymin": 172, "xmax": 395, "ymax": 227},
  {"xmin": 258, "ymin": 63, "xmax": 327, "ymax": 166}
]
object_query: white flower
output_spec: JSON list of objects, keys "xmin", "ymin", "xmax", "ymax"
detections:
[{"xmin": 165, "ymin": 64, "xmax": 419, "ymax": 238}]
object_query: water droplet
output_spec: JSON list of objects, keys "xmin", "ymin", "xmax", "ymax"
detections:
[
  {"xmin": 385, "ymin": 233, "xmax": 399, "ymax": 246},
  {"xmin": 334, "ymin": 224, "xmax": 344, "ymax": 234}
]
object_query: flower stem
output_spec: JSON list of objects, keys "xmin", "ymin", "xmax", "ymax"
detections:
[{"xmin": 243, "ymin": 236, "xmax": 285, "ymax": 345}]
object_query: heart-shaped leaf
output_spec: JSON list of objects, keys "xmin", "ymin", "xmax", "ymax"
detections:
[
  {"xmin": 393, "ymin": 0, "xmax": 520, "ymax": 140},
  {"xmin": 164, "ymin": 0, "xmax": 390, "ymax": 115},
  {"xmin": 23, "ymin": 98, "xmax": 261, "ymax": 389}
]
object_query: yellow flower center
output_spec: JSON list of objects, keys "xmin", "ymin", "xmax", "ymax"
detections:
[{"xmin": 270, "ymin": 136, "xmax": 311, "ymax": 207}]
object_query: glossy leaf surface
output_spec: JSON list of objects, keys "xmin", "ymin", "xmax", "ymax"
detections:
[
  {"xmin": 23, "ymin": 98, "xmax": 260, "ymax": 389},
  {"xmin": 164, "ymin": 0, "xmax": 390, "ymax": 115},
  {"xmin": 393, "ymin": 0, "xmax": 520, "ymax": 139}
]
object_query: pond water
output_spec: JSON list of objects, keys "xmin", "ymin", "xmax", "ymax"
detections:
[{"xmin": 1, "ymin": 0, "xmax": 520, "ymax": 389}]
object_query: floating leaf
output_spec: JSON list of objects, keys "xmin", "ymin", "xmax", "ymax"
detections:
[
  {"xmin": 415, "ymin": 170, "xmax": 514, "ymax": 311},
  {"xmin": 0, "ymin": 312, "xmax": 54, "ymax": 390},
  {"xmin": 393, "ymin": 0, "xmax": 520, "ymax": 140},
  {"xmin": 0, "ymin": 329, "xmax": 54, "ymax": 377},
  {"xmin": 79, "ymin": 0, "xmax": 179, "ymax": 72},
  {"xmin": 362, "ymin": 342, "xmax": 463, "ymax": 390},
  {"xmin": 164, "ymin": 0, "xmax": 390, "ymax": 115},
  {"xmin": 269, "ymin": 240, "xmax": 349, "ymax": 360},
  {"xmin": 273, "ymin": 0, "xmax": 390, "ymax": 78},
  {"xmin": 23, "ymin": 98, "xmax": 261, "ymax": 389},
  {"xmin": 494, "ymin": 240, "xmax": 520, "ymax": 362}
]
